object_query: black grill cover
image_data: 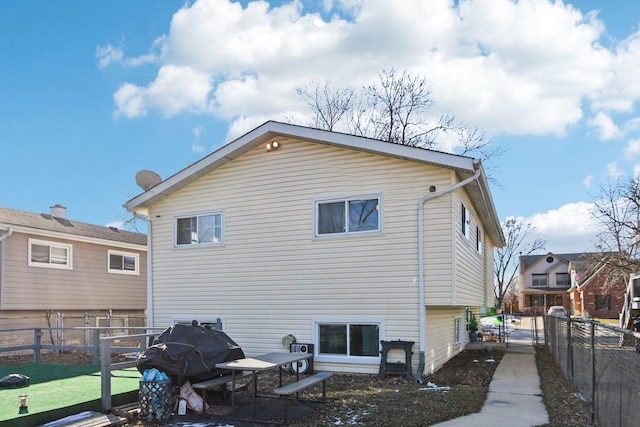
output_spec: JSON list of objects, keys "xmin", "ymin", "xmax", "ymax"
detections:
[{"xmin": 137, "ymin": 323, "xmax": 245, "ymax": 384}]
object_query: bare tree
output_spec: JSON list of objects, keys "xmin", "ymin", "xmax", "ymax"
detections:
[
  {"xmin": 590, "ymin": 177, "xmax": 640, "ymax": 279},
  {"xmin": 494, "ymin": 217, "xmax": 548, "ymax": 309},
  {"xmin": 295, "ymin": 69, "xmax": 496, "ymax": 160},
  {"xmin": 296, "ymin": 79, "xmax": 354, "ymax": 132}
]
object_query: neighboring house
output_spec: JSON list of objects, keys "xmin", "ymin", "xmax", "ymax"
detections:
[
  {"xmin": 519, "ymin": 252, "xmax": 579, "ymax": 314},
  {"xmin": 125, "ymin": 121, "xmax": 504, "ymax": 377},
  {"xmin": 0, "ymin": 204, "xmax": 147, "ymax": 331},
  {"xmin": 519, "ymin": 252, "xmax": 626, "ymax": 318},
  {"xmin": 567, "ymin": 255, "xmax": 626, "ymax": 319}
]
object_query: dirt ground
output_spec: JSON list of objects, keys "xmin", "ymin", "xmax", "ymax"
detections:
[{"xmin": 1, "ymin": 347, "xmax": 590, "ymax": 426}]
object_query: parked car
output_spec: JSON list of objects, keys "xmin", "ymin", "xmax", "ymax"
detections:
[{"xmin": 548, "ymin": 306, "xmax": 567, "ymax": 317}]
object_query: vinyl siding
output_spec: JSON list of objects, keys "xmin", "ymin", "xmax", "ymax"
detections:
[
  {"xmin": 147, "ymin": 138, "xmax": 493, "ymax": 374},
  {"xmin": 423, "ymin": 306, "xmax": 466, "ymax": 374},
  {"xmin": 0, "ymin": 232, "xmax": 146, "ymax": 310}
]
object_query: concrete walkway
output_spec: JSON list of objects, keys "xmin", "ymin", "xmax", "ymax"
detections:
[{"xmin": 432, "ymin": 317, "xmax": 549, "ymax": 427}]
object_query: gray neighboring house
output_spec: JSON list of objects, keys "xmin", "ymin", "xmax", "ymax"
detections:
[{"xmin": 0, "ymin": 204, "xmax": 147, "ymax": 331}]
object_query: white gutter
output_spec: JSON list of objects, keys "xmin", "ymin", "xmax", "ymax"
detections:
[
  {"xmin": 0, "ymin": 227, "xmax": 13, "ymax": 242},
  {"xmin": 416, "ymin": 161, "xmax": 482, "ymax": 379}
]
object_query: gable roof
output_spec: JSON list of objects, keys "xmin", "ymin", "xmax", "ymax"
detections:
[
  {"xmin": 0, "ymin": 206, "xmax": 147, "ymax": 248},
  {"xmin": 520, "ymin": 252, "xmax": 592, "ymax": 272},
  {"xmin": 125, "ymin": 121, "xmax": 505, "ymax": 246}
]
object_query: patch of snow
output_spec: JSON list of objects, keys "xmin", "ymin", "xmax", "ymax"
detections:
[{"xmin": 419, "ymin": 381, "xmax": 451, "ymax": 392}]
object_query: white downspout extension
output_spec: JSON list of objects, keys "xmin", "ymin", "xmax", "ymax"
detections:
[
  {"xmin": 416, "ymin": 161, "xmax": 482, "ymax": 379},
  {"xmin": 0, "ymin": 227, "xmax": 13, "ymax": 242}
]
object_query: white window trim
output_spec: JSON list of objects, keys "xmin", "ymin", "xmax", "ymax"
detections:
[
  {"xmin": 461, "ymin": 203, "xmax": 471, "ymax": 240},
  {"xmin": 28, "ymin": 238, "xmax": 73, "ymax": 270},
  {"xmin": 312, "ymin": 318, "xmax": 384, "ymax": 365},
  {"xmin": 313, "ymin": 193, "xmax": 383, "ymax": 239},
  {"xmin": 107, "ymin": 250, "xmax": 140, "ymax": 275},
  {"xmin": 174, "ymin": 211, "xmax": 224, "ymax": 248},
  {"xmin": 454, "ymin": 316, "xmax": 462, "ymax": 346},
  {"xmin": 476, "ymin": 226, "xmax": 483, "ymax": 254}
]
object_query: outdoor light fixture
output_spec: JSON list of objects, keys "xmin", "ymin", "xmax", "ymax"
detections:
[
  {"xmin": 19, "ymin": 394, "xmax": 28, "ymax": 413},
  {"xmin": 266, "ymin": 141, "xmax": 280, "ymax": 152}
]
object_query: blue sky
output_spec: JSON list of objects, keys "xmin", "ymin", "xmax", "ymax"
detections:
[{"xmin": 2, "ymin": 0, "xmax": 640, "ymax": 253}]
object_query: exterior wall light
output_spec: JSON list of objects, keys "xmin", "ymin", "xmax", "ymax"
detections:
[{"xmin": 266, "ymin": 141, "xmax": 280, "ymax": 152}]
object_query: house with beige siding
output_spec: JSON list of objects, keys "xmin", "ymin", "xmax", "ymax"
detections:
[
  {"xmin": 0, "ymin": 205, "xmax": 147, "ymax": 331},
  {"xmin": 125, "ymin": 121, "xmax": 504, "ymax": 377}
]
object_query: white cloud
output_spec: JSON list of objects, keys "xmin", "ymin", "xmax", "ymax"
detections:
[
  {"xmin": 192, "ymin": 144, "xmax": 205, "ymax": 154},
  {"xmin": 583, "ymin": 175, "xmax": 593, "ymax": 188},
  {"xmin": 192, "ymin": 126, "xmax": 205, "ymax": 139},
  {"xmin": 606, "ymin": 161, "xmax": 624, "ymax": 179},
  {"xmin": 105, "ymin": 0, "xmax": 640, "ymax": 143},
  {"xmin": 624, "ymin": 138, "xmax": 640, "ymax": 160},
  {"xmin": 526, "ymin": 202, "xmax": 602, "ymax": 253},
  {"xmin": 96, "ymin": 44, "xmax": 124, "ymax": 69},
  {"xmin": 587, "ymin": 111, "xmax": 622, "ymax": 141},
  {"xmin": 114, "ymin": 65, "xmax": 212, "ymax": 118}
]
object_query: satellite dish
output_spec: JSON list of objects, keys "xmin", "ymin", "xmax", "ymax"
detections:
[{"xmin": 135, "ymin": 170, "xmax": 162, "ymax": 191}]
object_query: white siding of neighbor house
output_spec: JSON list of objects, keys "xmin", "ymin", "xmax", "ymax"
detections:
[
  {"xmin": 147, "ymin": 137, "xmax": 492, "ymax": 374},
  {"xmin": 0, "ymin": 232, "xmax": 146, "ymax": 310},
  {"xmin": 521, "ymin": 257, "xmax": 569, "ymax": 289}
]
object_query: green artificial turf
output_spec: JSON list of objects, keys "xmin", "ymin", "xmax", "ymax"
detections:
[{"xmin": 0, "ymin": 364, "xmax": 141, "ymax": 426}]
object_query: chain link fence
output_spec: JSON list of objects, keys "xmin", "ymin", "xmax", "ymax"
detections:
[
  {"xmin": 544, "ymin": 315, "xmax": 640, "ymax": 426},
  {"xmin": 0, "ymin": 311, "xmax": 146, "ymax": 359}
]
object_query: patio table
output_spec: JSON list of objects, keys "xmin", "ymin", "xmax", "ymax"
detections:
[{"xmin": 215, "ymin": 351, "xmax": 312, "ymax": 421}]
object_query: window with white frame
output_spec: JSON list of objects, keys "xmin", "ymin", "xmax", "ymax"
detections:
[
  {"xmin": 476, "ymin": 226, "xmax": 483, "ymax": 254},
  {"xmin": 461, "ymin": 203, "xmax": 470, "ymax": 240},
  {"xmin": 315, "ymin": 320, "xmax": 381, "ymax": 361},
  {"xmin": 175, "ymin": 212, "xmax": 223, "ymax": 246},
  {"xmin": 532, "ymin": 274, "xmax": 547, "ymax": 287},
  {"xmin": 454, "ymin": 317, "xmax": 462, "ymax": 345},
  {"xmin": 108, "ymin": 250, "xmax": 139, "ymax": 275},
  {"xmin": 28, "ymin": 239, "xmax": 72, "ymax": 269},
  {"xmin": 315, "ymin": 195, "xmax": 382, "ymax": 237}
]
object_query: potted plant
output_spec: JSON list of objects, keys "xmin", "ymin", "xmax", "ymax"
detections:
[{"xmin": 468, "ymin": 314, "xmax": 479, "ymax": 342}]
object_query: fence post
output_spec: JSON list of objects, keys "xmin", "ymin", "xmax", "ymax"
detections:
[
  {"xmin": 566, "ymin": 315, "xmax": 573, "ymax": 382},
  {"xmin": 100, "ymin": 338, "xmax": 112, "ymax": 411},
  {"xmin": 92, "ymin": 329, "xmax": 100, "ymax": 366},
  {"xmin": 84, "ymin": 312, "xmax": 89, "ymax": 349},
  {"xmin": 33, "ymin": 328, "xmax": 42, "ymax": 364},
  {"xmin": 590, "ymin": 321, "xmax": 596, "ymax": 425}
]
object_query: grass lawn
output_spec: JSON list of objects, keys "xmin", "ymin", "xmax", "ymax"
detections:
[{"xmin": 0, "ymin": 363, "xmax": 140, "ymax": 427}]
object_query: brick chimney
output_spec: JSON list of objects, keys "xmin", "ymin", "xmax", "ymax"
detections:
[{"xmin": 50, "ymin": 204, "xmax": 67, "ymax": 219}]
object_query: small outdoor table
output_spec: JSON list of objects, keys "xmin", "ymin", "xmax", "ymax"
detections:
[{"xmin": 215, "ymin": 351, "xmax": 312, "ymax": 421}]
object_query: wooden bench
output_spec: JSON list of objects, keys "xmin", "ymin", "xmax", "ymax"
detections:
[
  {"xmin": 192, "ymin": 370, "xmax": 254, "ymax": 404},
  {"xmin": 273, "ymin": 371, "xmax": 334, "ymax": 423}
]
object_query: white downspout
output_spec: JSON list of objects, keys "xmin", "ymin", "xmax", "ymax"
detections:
[
  {"xmin": 416, "ymin": 161, "xmax": 482, "ymax": 379},
  {"xmin": 0, "ymin": 227, "xmax": 13, "ymax": 242},
  {"xmin": 134, "ymin": 214, "xmax": 153, "ymax": 328},
  {"xmin": 146, "ymin": 218, "xmax": 153, "ymax": 328}
]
